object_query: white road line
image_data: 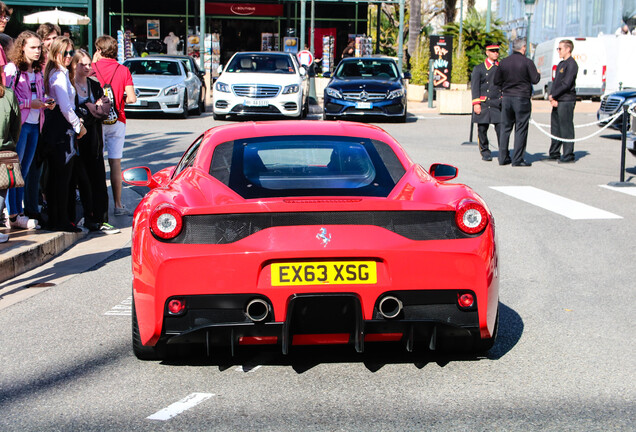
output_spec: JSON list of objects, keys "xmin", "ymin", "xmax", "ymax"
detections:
[
  {"xmin": 600, "ymin": 184, "xmax": 636, "ymax": 197},
  {"xmin": 490, "ymin": 186, "xmax": 622, "ymax": 220},
  {"xmin": 147, "ymin": 393, "xmax": 215, "ymax": 421},
  {"xmin": 235, "ymin": 365, "xmax": 262, "ymax": 373},
  {"xmin": 104, "ymin": 296, "xmax": 132, "ymax": 316}
]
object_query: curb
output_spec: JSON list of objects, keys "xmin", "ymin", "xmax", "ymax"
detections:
[{"xmin": 0, "ymin": 229, "xmax": 87, "ymax": 284}]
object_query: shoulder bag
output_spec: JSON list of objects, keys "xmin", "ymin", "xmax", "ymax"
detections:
[{"xmin": 0, "ymin": 151, "xmax": 25, "ymax": 189}]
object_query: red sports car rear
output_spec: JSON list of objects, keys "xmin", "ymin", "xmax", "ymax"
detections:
[{"xmin": 124, "ymin": 121, "xmax": 498, "ymax": 360}]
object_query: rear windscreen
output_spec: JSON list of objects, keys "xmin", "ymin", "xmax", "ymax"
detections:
[{"xmin": 209, "ymin": 136, "xmax": 405, "ymax": 198}]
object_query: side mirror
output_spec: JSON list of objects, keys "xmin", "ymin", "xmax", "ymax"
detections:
[
  {"xmin": 217, "ymin": 64, "xmax": 224, "ymax": 75},
  {"xmin": 429, "ymin": 163, "xmax": 458, "ymax": 181},
  {"xmin": 299, "ymin": 67, "xmax": 307, "ymax": 77},
  {"xmin": 122, "ymin": 166, "xmax": 159, "ymax": 189},
  {"xmin": 403, "ymin": 71, "xmax": 412, "ymax": 80},
  {"xmin": 323, "ymin": 71, "xmax": 331, "ymax": 78}
]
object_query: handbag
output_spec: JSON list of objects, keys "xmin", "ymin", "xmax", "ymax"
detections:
[{"xmin": 0, "ymin": 151, "xmax": 25, "ymax": 189}]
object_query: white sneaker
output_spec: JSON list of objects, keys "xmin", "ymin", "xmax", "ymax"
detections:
[
  {"xmin": 9, "ymin": 214, "xmax": 40, "ymax": 230},
  {"xmin": 113, "ymin": 205, "xmax": 133, "ymax": 216},
  {"xmin": 0, "ymin": 232, "xmax": 8, "ymax": 243}
]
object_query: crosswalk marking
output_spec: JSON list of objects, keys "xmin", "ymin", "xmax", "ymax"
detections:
[
  {"xmin": 599, "ymin": 184, "xmax": 636, "ymax": 197},
  {"xmin": 105, "ymin": 296, "xmax": 132, "ymax": 316},
  {"xmin": 490, "ymin": 186, "xmax": 622, "ymax": 220}
]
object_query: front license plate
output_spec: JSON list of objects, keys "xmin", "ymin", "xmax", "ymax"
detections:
[
  {"xmin": 245, "ymin": 99, "xmax": 269, "ymax": 107},
  {"xmin": 139, "ymin": 100, "xmax": 148, "ymax": 107},
  {"xmin": 355, "ymin": 102, "xmax": 372, "ymax": 109},
  {"xmin": 599, "ymin": 112, "xmax": 609, "ymax": 121},
  {"xmin": 271, "ymin": 261, "xmax": 377, "ymax": 286}
]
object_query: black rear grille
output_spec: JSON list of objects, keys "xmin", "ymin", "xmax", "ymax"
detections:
[{"xmin": 161, "ymin": 211, "xmax": 476, "ymax": 244}]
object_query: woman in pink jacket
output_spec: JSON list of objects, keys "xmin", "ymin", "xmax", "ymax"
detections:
[{"xmin": 5, "ymin": 31, "xmax": 55, "ymax": 229}]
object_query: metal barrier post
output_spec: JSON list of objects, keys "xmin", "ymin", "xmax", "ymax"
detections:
[
  {"xmin": 427, "ymin": 59, "xmax": 434, "ymax": 109},
  {"xmin": 620, "ymin": 105, "xmax": 627, "ymax": 183},
  {"xmin": 608, "ymin": 105, "xmax": 635, "ymax": 187},
  {"xmin": 462, "ymin": 121, "xmax": 477, "ymax": 145}
]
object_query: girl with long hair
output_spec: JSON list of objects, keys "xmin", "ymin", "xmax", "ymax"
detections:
[
  {"xmin": 41, "ymin": 37, "xmax": 86, "ymax": 232},
  {"xmin": 69, "ymin": 49, "xmax": 118, "ymax": 234},
  {"xmin": 0, "ymin": 67, "xmax": 22, "ymax": 243},
  {"xmin": 4, "ymin": 31, "xmax": 55, "ymax": 229}
]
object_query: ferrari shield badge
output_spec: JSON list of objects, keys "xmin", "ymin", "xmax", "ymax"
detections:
[{"xmin": 316, "ymin": 228, "xmax": 332, "ymax": 247}]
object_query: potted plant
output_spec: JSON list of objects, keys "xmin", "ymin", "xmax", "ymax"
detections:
[{"xmin": 438, "ymin": 43, "xmax": 472, "ymax": 114}]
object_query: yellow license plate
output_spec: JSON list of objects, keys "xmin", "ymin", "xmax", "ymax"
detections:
[{"xmin": 271, "ymin": 261, "xmax": 377, "ymax": 286}]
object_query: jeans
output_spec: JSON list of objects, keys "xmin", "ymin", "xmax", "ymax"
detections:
[{"xmin": 6, "ymin": 122, "xmax": 39, "ymax": 216}]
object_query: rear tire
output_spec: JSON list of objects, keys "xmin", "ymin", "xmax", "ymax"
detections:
[
  {"xmin": 198, "ymin": 87, "xmax": 206, "ymax": 114},
  {"xmin": 180, "ymin": 94, "xmax": 189, "ymax": 119},
  {"xmin": 473, "ymin": 310, "xmax": 499, "ymax": 353},
  {"xmin": 132, "ymin": 296, "xmax": 166, "ymax": 360}
]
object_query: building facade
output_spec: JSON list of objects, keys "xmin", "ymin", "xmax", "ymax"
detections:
[{"xmin": 498, "ymin": 0, "xmax": 626, "ymax": 47}]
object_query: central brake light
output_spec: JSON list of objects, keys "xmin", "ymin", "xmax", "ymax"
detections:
[
  {"xmin": 455, "ymin": 200, "xmax": 488, "ymax": 234},
  {"xmin": 150, "ymin": 205, "xmax": 183, "ymax": 239},
  {"xmin": 602, "ymin": 65, "xmax": 606, "ymax": 82}
]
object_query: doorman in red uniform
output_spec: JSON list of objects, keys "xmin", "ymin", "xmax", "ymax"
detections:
[{"xmin": 471, "ymin": 42, "xmax": 502, "ymax": 162}]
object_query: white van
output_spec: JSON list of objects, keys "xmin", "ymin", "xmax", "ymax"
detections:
[
  {"xmin": 597, "ymin": 34, "xmax": 636, "ymax": 94},
  {"xmin": 532, "ymin": 37, "xmax": 606, "ymax": 99}
]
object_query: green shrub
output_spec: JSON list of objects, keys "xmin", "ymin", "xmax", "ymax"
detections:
[
  {"xmin": 451, "ymin": 44, "xmax": 470, "ymax": 85},
  {"xmin": 410, "ymin": 36, "xmax": 429, "ymax": 85}
]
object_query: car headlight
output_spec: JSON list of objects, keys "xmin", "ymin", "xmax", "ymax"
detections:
[
  {"xmin": 215, "ymin": 81, "xmax": 230, "ymax": 93},
  {"xmin": 282, "ymin": 84, "xmax": 299, "ymax": 94},
  {"xmin": 387, "ymin": 88, "xmax": 405, "ymax": 99},
  {"xmin": 164, "ymin": 86, "xmax": 180, "ymax": 96},
  {"xmin": 326, "ymin": 87, "xmax": 342, "ymax": 99}
]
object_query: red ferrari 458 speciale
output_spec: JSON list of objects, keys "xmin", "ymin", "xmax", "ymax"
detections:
[{"xmin": 123, "ymin": 121, "xmax": 498, "ymax": 360}]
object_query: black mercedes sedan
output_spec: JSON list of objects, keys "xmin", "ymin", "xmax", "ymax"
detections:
[{"xmin": 323, "ymin": 57, "xmax": 410, "ymax": 122}]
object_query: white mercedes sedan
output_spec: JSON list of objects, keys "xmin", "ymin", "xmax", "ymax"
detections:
[
  {"xmin": 213, "ymin": 52, "xmax": 309, "ymax": 120},
  {"xmin": 123, "ymin": 56, "xmax": 203, "ymax": 118}
]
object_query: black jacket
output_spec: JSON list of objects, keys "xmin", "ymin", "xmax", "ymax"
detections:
[
  {"xmin": 471, "ymin": 61, "xmax": 502, "ymax": 124},
  {"xmin": 494, "ymin": 51, "xmax": 541, "ymax": 98},
  {"xmin": 550, "ymin": 56, "xmax": 578, "ymax": 102}
]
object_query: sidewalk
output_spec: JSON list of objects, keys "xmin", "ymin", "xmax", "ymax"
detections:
[
  {"xmin": 0, "ymin": 185, "xmax": 137, "ymax": 288},
  {"xmin": 0, "ymin": 98, "xmax": 601, "ymax": 288}
]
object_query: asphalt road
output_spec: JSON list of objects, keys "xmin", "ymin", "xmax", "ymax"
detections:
[{"xmin": 0, "ymin": 108, "xmax": 634, "ymax": 431}]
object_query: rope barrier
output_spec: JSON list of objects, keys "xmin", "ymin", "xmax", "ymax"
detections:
[{"xmin": 529, "ymin": 111, "xmax": 624, "ymax": 143}]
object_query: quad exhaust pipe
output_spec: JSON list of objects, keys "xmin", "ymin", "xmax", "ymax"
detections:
[
  {"xmin": 245, "ymin": 299, "xmax": 269, "ymax": 322},
  {"xmin": 378, "ymin": 295, "xmax": 403, "ymax": 319}
]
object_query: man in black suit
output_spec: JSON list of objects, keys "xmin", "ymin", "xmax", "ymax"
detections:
[
  {"xmin": 471, "ymin": 42, "xmax": 502, "ymax": 161},
  {"xmin": 494, "ymin": 38, "xmax": 541, "ymax": 166},
  {"xmin": 548, "ymin": 39, "xmax": 579, "ymax": 163}
]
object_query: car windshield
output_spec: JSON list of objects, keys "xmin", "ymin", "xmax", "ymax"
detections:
[
  {"xmin": 209, "ymin": 136, "xmax": 405, "ymax": 198},
  {"xmin": 124, "ymin": 60, "xmax": 182, "ymax": 76},
  {"xmin": 226, "ymin": 54, "xmax": 295, "ymax": 74},
  {"xmin": 334, "ymin": 59, "xmax": 399, "ymax": 79}
]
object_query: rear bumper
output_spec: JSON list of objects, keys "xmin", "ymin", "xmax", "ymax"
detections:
[
  {"xmin": 132, "ymin": 224, "xmax": 498, "ymax": 348},
  {"xmin": 162, "ymin": 291, "xmax": 484, "ymax": 354}
]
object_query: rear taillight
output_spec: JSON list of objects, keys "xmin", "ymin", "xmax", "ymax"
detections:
[
  {"xmin": 168, "ymin": 298, "xmax": 186, "ymax": 315},
  {"xmin": 150, "ymin": 205, "xmax": 183, "ymax": 239},
  {"xmin": 455, "ymin": 200, "xmax": 488, "ymax": 234},
  {"xmin": 551, "ymin": 65, "xmax": 557, "ymax": 80},
  {"xmin": 602, "ymin": 65, "xmax": 606, "ymax": 82}
]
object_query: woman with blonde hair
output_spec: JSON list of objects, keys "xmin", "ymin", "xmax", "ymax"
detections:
[
  {"xmin": 68, "ymin": 49, "xmax": 118, "ymax": 234},
  {"xmin": 41, "ymin": 36, "xmax": 86, "ymax": 232}
]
